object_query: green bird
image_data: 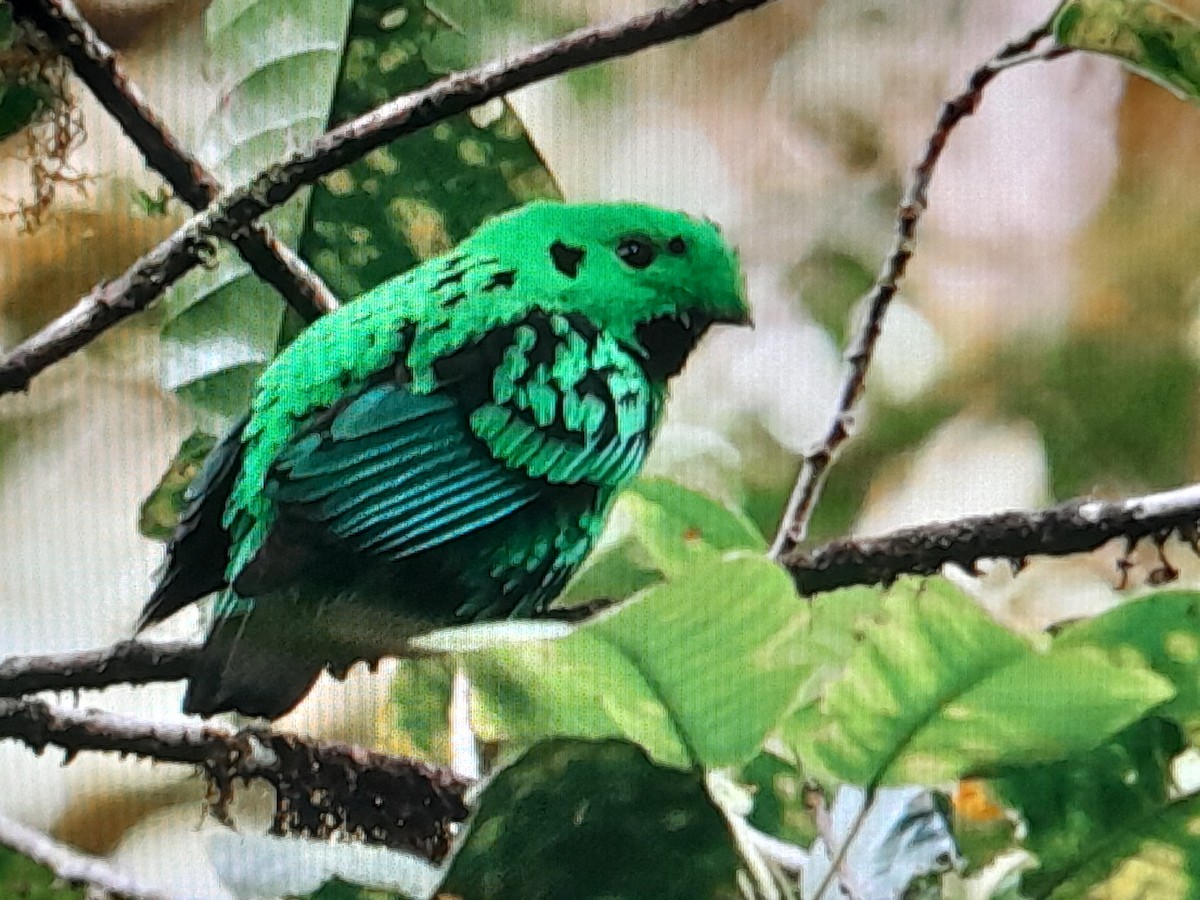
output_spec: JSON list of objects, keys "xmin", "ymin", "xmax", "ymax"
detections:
[{"xmin": 137, "ymin": 200, "xmax": 750, "ymax": 718}]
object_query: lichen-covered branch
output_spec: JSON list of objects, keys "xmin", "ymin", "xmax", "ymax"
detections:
[
  {"xmin": 783, "ymin": 483, "xmax": 1200, "ymax": 595},
  {"xmin": 0, "ymin": 639, "xmax": 198, "ymax": 698},
  {"xmin": 0, "ymin": 699, "xmax": 470, "ymax": 861},
  {"xmin": 0, "ymin": 0, "xmax": 775, "ymax": 395},
  {"xmin": 768, "ymin": 26, "xmax": 1071, "ymax": 560}
]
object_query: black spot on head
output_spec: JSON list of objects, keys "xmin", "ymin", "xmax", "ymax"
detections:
[
  {"xmin": 550, "ymin": 241, "xmax": 586, "ymax": 278},
  {"xmin": 483, "ymin": 270, "xmax": 516, "ymax": 292},
  {"xmin": 667, "ymin": 236, "xmax": 687, "ymax": 255}
]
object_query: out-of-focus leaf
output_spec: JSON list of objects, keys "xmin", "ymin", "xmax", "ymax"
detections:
[
  {"xmin": 137, "ymin": 430, "xmax": 218, "ymax": 540},
  {"xmin": 377, "ymin": 657, "xmax": 455, "ymax": 766},
  {"xmin": 0, "ymin": 81, "xmax": 50, "ymax": 141},
  {"xmin": 1055, "ymin": 590, "xmax": 1200, "ymax": 739},
  {"xmin": 296, "ymin": 0, "xmax": 560, "ymax": 300},
  {"xmin": 161, "ymin": 0, "xmax": 351, "ymax": 423},
  {"xmin": 950, "ymin": 779, "xmax": 1018, "ymax": 874},
  {"xmin": 992, "ymin": 716, "xmax": 1186, "ymax": 898},
  {"xmin": 741, "ymin": 751, "xmax": 818, "ymax": 847},
  {"xmin": 161, "ymin": 0, "xmax": 559, "ymax": 424},
  {"xmin": 440, "ymin": 739, "xmax": 742, "ymax": 900},
  {"xmin": 465, "ymin": 553, "xmax": 808, "ymax": 770},
  {"xmin": 800, "ymin": 785, "xmax": 960, "ymax": 900},
  {"xmin": 0, "ymin": 5, "xmax": 14, "ymax": 47},
  {"xmin": 788, "ymin": 246, "xmax": 876, "ymax": 346},
  {"xmin": 207, "ymin": 828, "xmax": 437, "ymax": 900},
  {"xmin": 1054, "ymin": 0, "xmax": 1200, "ymax": 103},
  {"xmin": 154, "ymin": 0, "xmax": 559, "ymax": 514},
  {"xmin": 989, "ymin": 336, "xmax": 1197, "ymax": 499},
  {"xmin": 786, "ymin": 578, "xmax": 1173, "ymax": 786},
  {"xmin": 558, "ymin": 477, "xmax": 767, "ymax": 607},
  {"xmin": 0, "ymin": 7, "xmax": 56, "ymax": 141},
  {"xmin": 0, "ymin": 845, "xmax": 86, "ymax": 899}
]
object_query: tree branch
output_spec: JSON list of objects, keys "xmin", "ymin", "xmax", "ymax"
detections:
[
  {"xmin": 5, "ymin": 482, "xmax": 1200, "ymax": 698},
  {"xmin": 0, "ymin": 0, "xmax": 776, "ymax": 395},
  {"xmin": 0, "ymin": 699, "xmax": 470, "ymax": 862},
  {"xmin": 0, "ymin": 810, "xmax": 184, "ymax": 900},
  {"xmin": 768, "ymin": 25, "xmax": 1071, "ymax": 560},
  {"xmin": 0, "ymin": 639, "xmax": 198, "ymax": 698},
  {"xmin": 784, "ymin": 483, "xmax": 1200, "ymax": 596},
  {"xmin": 8, "ymin": 0, "xmax": 339, "ymax": 323}
]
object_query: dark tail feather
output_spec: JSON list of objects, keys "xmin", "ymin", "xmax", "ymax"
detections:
[{"xmin": 183, "ymin": 610, "xmax": 321, "ymax": 719}]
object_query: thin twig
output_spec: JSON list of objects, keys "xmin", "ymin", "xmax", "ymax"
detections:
[
  {"xmin": 0, "ymin": 639, "xmax": 199, "ymax": 698},
  {"xmin": 0, "ymin": 699, "xmax": 470, "ymax": 861},
  {"xmin": 0, "ymin": 0, "xmax": 775, "ymax": 395},
  {"xmin": 767, "ymin": 26, "xmax": 1071, "ymax": 560},
  {"xmin": 0, "ymin": 810, "xmax": 183, "ymax": 900},
  {"xmin": 8, "ymin": 0, "xmax": 339, "ymax": 322}
]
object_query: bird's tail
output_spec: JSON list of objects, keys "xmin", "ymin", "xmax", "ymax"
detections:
[{"xmin": 183, "ymin": 597, "xmax": 322, "ymax": 719}]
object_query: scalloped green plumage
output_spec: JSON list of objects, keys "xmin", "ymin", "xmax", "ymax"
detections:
[{"xmin": 141, "ymin": 200, "xmax": 750, "ymax": 718}]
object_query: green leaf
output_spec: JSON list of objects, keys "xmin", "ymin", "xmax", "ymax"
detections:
[
  {"xmin": 559, "ymin": 477, "xmax": 767, "ymax": 608},
  {"xmin": 137, "ymin": 430, "xmax": 218, "ymax": 540},
  {"xmin": 0, "ymin": 82, "xmax": 49, "ymax": 141},
  {"xmin": 161, "ymin": 0, "xmax": 559, "ymax": 423},
  {"xmin": 440, "ymin": 739, "xmax": 742, "ymax": 900},
  {"xmin": 786, "ymin": 578, "xmax": 1174, "ymax": 786},
  {"xmin": 740, "ymin": 751, "xmax": 818, "ymax": 847},
  {"xmin": 0, "ymin": 846, "xmax": 86, "ymax": 899},
  {"xmin": 992, "ymin": 716, "xmax": 1187, "ymax": 897},
  {"xmin": 161, "ymin": 0, "xmax": 351, "ymax": 422},
  {"xmin": 382, "ymin": 657, "xmax": 455, "ymax": 765},
  {"xmin": 1054, "ymin": 0, "xmax": 1200, "ymax": 103},
  {"xmin": 465, "ymin": 553, "xmax": 808, "ymax": 770},
  {"xmin": 1056, "ymin": 590, "xmax": 1200, "ymax": 738},
  {"xmin": 296, "ymin": 0, "xmax": 561, "ymax": 300}
]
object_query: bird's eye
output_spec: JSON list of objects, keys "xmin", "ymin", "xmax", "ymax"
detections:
[{"xmin": 616, "ymin": 237, "xmax": 656, "ymax": 269}]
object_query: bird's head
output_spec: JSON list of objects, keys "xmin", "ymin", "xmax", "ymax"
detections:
[{"xmin": 468, "ymin": 201, "xmax": 750, "ymax": 379}]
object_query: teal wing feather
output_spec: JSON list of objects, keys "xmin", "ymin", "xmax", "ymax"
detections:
[
  {"xmin": 230, "ymin": 311, "xmax": 662, "ymax": 609},
  {"xmin": 232, "ymin": 380, "xmax": 541, "ymax": 596}
]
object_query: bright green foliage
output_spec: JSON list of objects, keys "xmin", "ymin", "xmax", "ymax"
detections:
[
  {"xmin": 439, "ymin": 739, "xmax": 743, "ymax": 900},
  {"xmin": 558, "ymin": 476, "xmax": 766, "ymax": 607},
  {"xmin": 994, "ymin": 716, "xmax": 1187, "ymax": 898},
  {"xmin": 160, "ymin": 0, "xmax": 557, "ymax": 423},
  {"xmin": 1056, "ymin": 590, "xmax": 1200, "ymax": 739},
  {"xmin": 1054, "ymin": 0, "xmax": 1200, "ymax": 103},
  {"xmin": 463, "ymin": 552, "xmax": 806, "ymax": 769},
  {"xmin": 0, "ymin": 847, "xmax": 85, "ymax": 899},
  {"xmin": 786, "ymin": 578, "xmax": 1173, "ymax": 785}
]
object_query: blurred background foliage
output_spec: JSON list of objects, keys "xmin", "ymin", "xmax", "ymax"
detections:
[{"xmin": 5, "ymin": 0, "xmax": 1200, "ymax": 897}]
